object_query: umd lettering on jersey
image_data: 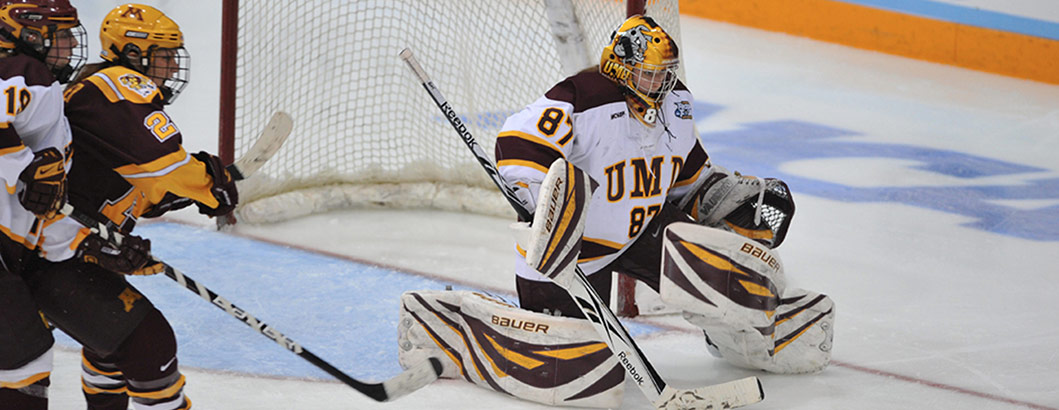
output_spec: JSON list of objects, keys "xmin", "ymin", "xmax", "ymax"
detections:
[{"xmin": 605, "ymin": 156, "xmax": 684, "ymax": 201}]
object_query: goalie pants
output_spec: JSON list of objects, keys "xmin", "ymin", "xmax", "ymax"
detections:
[
  {"xmin": 23, "ymin": 259, "xmax": 190, "ymax": 409},
  {"xmin": 516, "ymin": 203, "xmax": 693, "ymax": 318}
]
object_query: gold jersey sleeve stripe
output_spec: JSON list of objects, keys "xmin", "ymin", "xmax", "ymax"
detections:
[
  {"xmin": 0, "ymin": 143, "xmax": 26, "ymax": 156},
  {"xmin": 497, "ymin": 158, "xmax": 549, "ymax": 174},
  {"xmin": 582, "ymin": 236, "xmax": 625, "ymax": 250},
  {"xmin": 86, "ymin": 73, "xmax": 124, "ymax": 103},
  {"xmin": 114, "ymin": 149, "xmax": 189, "ymax": 178}
]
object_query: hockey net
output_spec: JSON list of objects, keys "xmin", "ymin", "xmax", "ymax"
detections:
[{"xmin": 219, "ymin": 0, "xmax": 682, "ymax": 316}]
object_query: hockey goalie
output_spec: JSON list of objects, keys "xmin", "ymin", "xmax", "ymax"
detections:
[{"xmin": 398, "ymin": 15, "xmax": 833, "ymax": 408}]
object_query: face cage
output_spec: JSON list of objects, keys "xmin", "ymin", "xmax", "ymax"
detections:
[
  {"xmin": 145, "ymin": 46, "xmax": 190, "ymax": 104},
  {"xmin": 18, "ymin": 24, "xmax": 87, "ymax": 84},
  {"xmin": 628, "ymin": 62, "xmax": 679, "ymax": 108}
]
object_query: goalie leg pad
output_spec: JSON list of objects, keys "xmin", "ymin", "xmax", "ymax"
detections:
[
  {"xmin": 658, "ymin": 223, "xmax": 833, "ymax": 373},
  {"xmin": 525, "ymin": 158, "xmax": 594, "ymax": 287},
  {"xmin": 398, "ymin": 290, "xmax": 623, "ymax": 408},
  {"xmin": 696, "ymin": 289, "xmax": 834, "ymax": 374},
  {"xmin": 659, "ymin": 222, "xmax": 786, "ymax": 330}
]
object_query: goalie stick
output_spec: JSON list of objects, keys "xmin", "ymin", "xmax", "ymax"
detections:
[
  {"xmin": 59, "ymin": 111, "xmax": 443, "ymax": 402},
  {"xmin": 399, "ymin": 48, "xmax": 764, "ymax": 409}
]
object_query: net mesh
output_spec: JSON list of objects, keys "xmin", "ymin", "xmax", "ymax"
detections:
[{"xmin": 230, "ymin": 0, "xmax": 680, "ymax": 223}]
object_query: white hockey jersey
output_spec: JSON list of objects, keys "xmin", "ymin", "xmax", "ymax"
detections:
[
  {"xmin": 0, "ymin": 54, "xmax": 74, "ymax": 267},
  {"xmin": 496, "ymin": 70, "xmax": 710, "ymax": 281}
]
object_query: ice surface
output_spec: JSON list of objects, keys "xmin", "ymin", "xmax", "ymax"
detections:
[{"xmin": 45, "ymin": 6, "xmax": 1058, "ymax": 410}]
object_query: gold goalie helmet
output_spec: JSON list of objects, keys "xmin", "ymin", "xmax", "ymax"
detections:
[
  {"xmin": 99, "ymin": 4, "xmax": 189, "ymax": 103},
  {"xmin": 600, "ymin": 15, "xmax": 679, "ymax": 125},
  {"xmin": 0, "ymin": 0, "xmax": 87, "ymax": 83}
]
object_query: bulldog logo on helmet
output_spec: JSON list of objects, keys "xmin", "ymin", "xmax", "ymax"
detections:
[{"xmin": 613, "ymin": 24, "xmax": 650, "ymax": 64}]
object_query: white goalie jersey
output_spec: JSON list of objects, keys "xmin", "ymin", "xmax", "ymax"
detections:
[{"xmin": 496, "ymin": 70, "xmax": 711, "ymax": 281}]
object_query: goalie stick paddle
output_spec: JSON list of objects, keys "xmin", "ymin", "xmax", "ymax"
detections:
[{"xmin": 399, "ymin": 48, "xmax": 764, "ymax": 409}]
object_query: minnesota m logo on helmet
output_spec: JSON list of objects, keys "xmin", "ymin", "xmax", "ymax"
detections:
[
  {"xmin": 99, "ymin": 4, "xmax": 189, "ymax": 104},
  {"xmin": 600, "ymin": 15, "xmax": 679, "ymax": 125}
]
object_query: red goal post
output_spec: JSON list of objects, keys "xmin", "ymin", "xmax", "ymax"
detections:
[{"xmin": 217, "ymin": 0, "xmax": 682, "ymax": 317}]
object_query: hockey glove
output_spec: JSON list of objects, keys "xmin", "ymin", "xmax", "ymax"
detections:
[
  {"xmin": 191, "ymin": 151, "xmax": 238, "ymax": 217},
  {"xmin": 76, "ymin": 232, "xmax": 159, "ymax": 275},
  {"xmin": 141, "ymin": 192, "xmax": 193, "ymax": 218},
  {"xmin": 695, "ymin": 165, "xmax": 795, "ymax": 248},
  {"xmin": 18, "ymin": 147, "xmax": 67, "ymax": 219}
]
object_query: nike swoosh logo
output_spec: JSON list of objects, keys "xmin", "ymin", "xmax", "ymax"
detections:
[
  {"xmin": 160, "ymin": 356, "xmax": 177, "ymax": 372},
  {"xmin": 35, "ymin": 162, "xmax": 63, "ymax": 179}
]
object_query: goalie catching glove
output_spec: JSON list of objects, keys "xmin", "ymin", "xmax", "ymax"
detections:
[
  {"xmin": 18, "ymin": 147, "xmax": 67, "ymax": 219},
  {"xmin": 191, "ymin": 151, "xmax": 238, "ymax": 217},
  {"xmin": 76, "ymin": 231, "xmax": 162, "ymax": 275},
  {"xmin": 693, "ymin": 164, "xmax": 795, "ymax": 248}
]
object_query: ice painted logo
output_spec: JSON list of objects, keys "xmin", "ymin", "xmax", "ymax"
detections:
[
  {"xmin": 692, "ymin": 100, "xmax": 1059, "ymax": 241},
  {"xmin": 118, "ymin": 73, "xmax": 157, "ymax": 98}
]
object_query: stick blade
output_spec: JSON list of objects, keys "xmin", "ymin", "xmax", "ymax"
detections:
[
  {"xmin": 378, "ymin": 357, "xmax": 443, "ymax": 402},
  {"xmin": 230, "ymin": 111, "xmax": 293, "ymax": 179},
  {"xmin": 654, "ymin": 377, "xmax": 764, "ymax": 409}
]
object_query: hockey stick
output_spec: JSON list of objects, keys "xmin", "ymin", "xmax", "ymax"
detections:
[
  {"xmin": 224, "ymin": 111, "xmax": 293, "ymax": 181},
  {"xmin": 217, "ymin": 111, "xmax": 294, "ymax": 228},
  {"xmin": 400, "ymin": 48, "xmax": 763, "ymax": 409},
  {"xmin": 59, "ymin": 112, "xmax": 443, "ymax": 402}
]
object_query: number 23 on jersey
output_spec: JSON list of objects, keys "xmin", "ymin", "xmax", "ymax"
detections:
[{"xmin": 144, "ymin": 110, "xmax": 179, "ymax": 142}]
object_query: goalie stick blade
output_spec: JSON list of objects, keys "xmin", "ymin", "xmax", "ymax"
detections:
[
  {"xmin": 371, "ymin": 357, "xmax": 444, "ymax": 402},
  {"xmin": 653, "ymin": 377, "xmax": 764, "ymax": 410},
  {"xmin": 226, "ymin": 111, "xmax": 293, "ymax": 180}
]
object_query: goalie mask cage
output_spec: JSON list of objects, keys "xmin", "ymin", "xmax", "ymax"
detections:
[{"xmin": 218, "ymin": 0, "xmax": 682, "ymax": 317}]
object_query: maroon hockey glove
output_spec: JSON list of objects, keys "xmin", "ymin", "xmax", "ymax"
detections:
[
  {"xmin": 76, "ymin": 232, "xmax": 156, "ymax": 275},
  {"xmin": 191, "ymin": 151, "xmax": 238, "ymax": 217},
  {"xmin": 18, "ymin": 147, "xmax": 67, "ymax": 219}
]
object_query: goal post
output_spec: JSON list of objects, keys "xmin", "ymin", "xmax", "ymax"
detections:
[{"xmin": 217, "ymin": 0, "xmax": 681, "ymax": 316}]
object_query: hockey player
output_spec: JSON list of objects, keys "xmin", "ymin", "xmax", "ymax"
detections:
[
  {"xmin": 0, "ymin": 1, "xmax": 85, "ymax": 408},
  {"xmin": 24, "ymin": 4, "xmax": 235, "ymax": 410},
  {"xmin": 400, "ymin": 15, "xmax": 834, "ymax": 408}
]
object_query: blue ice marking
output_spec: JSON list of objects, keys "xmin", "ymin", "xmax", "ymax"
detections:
[
  {"xmin": 55, "ymin": 222, "xmax": 662, "ymax": 381},
  {"xmin": 695, "ymin": 107, "xmax": 1059, "ymax": 241}
]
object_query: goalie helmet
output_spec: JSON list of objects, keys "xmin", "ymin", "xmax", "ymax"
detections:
[
  {"xmin": 99, "ymin": 4, "xmax": 189, "ymax": 103},
  {"xmin": 599, "ymin": 15, "xmax": 679, "ymax": 125},
  {"xmin": 0, "ymin": 0, "xmax": 87, "ymax": 83}
]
